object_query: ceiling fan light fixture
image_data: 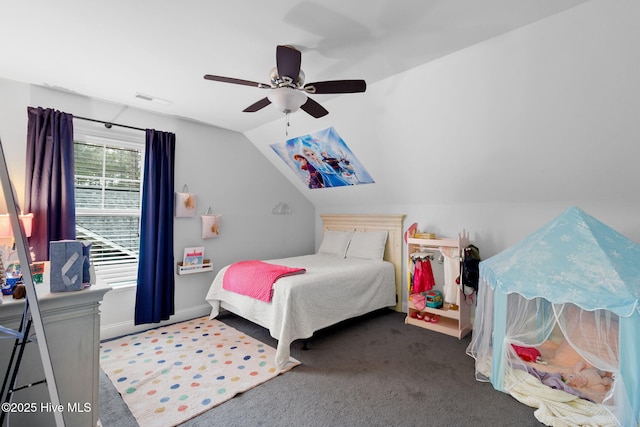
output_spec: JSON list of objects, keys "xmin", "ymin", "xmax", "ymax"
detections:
[{"xmin": 267, "ymin": 87, "xmax": 307, "ymax": 114}]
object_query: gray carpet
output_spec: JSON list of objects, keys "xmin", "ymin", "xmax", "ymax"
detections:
[{"xmin": 99, "ymin": 310, "xmax": 542, "ymax": 426}]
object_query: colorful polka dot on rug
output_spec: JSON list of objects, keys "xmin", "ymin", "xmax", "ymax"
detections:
[{"xmin": 100, "ymin": 316, "xmax": 299, "ymax": 427}]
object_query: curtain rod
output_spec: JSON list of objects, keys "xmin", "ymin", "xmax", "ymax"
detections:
[{"xmin": 73, "ymin": 115, "xmax": 146, "ymax": 132}]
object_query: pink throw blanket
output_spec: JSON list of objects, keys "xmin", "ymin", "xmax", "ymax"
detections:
[{"xmin": 222, "ymin": 260, "xmax": 306, "ymax": 302}]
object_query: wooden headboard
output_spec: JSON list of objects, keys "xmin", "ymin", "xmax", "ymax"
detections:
[{"xmin": 320, "ymin": 214, "xmax": 405, "ymax": 312}]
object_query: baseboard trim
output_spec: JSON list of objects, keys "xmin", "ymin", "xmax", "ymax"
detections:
[{"xmin": 100, "ymin": 304, "xmax": 212, "ymax": 341}]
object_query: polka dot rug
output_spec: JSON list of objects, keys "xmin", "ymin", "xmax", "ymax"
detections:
[{"xmin": 100, "ymin": 316, "xmax": 300, "ymax": 427}]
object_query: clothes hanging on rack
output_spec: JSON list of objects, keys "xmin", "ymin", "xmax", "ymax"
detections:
[
  {"xmin": 440, "ymin": 247, "xmax": 460, "ymax": 304},
  {"xmin": 412, "ymin": 256, "xmax": 436, "ymax": 293}
]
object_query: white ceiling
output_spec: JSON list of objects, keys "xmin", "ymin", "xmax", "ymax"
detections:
[{"xmin": 1, "ymin": 0, "xmax": 589, "ymax": 133}]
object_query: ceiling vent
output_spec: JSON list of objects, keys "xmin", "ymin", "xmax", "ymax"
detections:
[{"xmin": 135, "ymin": 93, "xmax": 172, "ymax": 105}]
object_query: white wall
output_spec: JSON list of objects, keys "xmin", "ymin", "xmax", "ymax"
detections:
[
  {"xmin": 0, "ymin": 79, "xmax": 30, "ymax": 212},
  {"xmin": 0, "ymin": 80, "xmax": 316, "ymax": 338},
  {"xmin": 245, "ymin": 0, "xmax": 640, "ymax": 310}
]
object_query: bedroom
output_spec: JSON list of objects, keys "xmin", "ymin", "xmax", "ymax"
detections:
[{"xmin": 0, "ymin": 0, "xmax": 638, "ymax": 426}]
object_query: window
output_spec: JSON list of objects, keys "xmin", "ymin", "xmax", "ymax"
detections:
[{"xmin": 74, "ymin": 133, "xmax": 144, "ymax": 287}]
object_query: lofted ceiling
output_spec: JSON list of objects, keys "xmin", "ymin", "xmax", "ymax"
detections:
[{"xmin": 0, "ymin": 1, "xmax": 590, "ymax": 134}]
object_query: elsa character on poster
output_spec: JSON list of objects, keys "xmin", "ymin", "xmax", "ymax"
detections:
[{"xmin": 270, "ymin": 127, "xmax": 374, "ymax": 189}]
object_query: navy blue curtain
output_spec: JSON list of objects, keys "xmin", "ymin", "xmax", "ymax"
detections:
[
  {"xmin": 134, "ymin": 129, "xmax": 175, "ymax": 325},
  {"xmin": 25, "ymin": 107, "xmax": 75, "ymax": 261}
]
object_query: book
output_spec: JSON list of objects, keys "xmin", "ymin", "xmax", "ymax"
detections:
[{"xmin": 183, "ymin": 247, "xmax": 205, "ymax": 266}]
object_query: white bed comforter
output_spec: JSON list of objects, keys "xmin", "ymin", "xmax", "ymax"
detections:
[{"xmin": 206, "ymin": 253, "xmax": 396, "ymax": 370}]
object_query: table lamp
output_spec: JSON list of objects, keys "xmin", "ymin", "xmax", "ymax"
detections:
[{"xmin": 0, "ymin": 213, "xmax": 33, "ymax": 294}]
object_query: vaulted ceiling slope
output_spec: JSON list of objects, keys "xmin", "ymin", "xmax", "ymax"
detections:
[
  {"xmin": 0, "ymin": 0, "xmax": 589, "ymax": 133},
  {"xmin": 245, "ymin": 0, "xmax": 639, "ymax": 209}
]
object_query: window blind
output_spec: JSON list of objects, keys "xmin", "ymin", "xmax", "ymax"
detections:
[{"xmin": 74, "ymin": 138, "xmax": 143, "ymax": 287}]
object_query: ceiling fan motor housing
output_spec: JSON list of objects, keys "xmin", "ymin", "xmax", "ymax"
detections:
[{"xmin": 270, "ymin": 67, "xmax": 305, "ymax": 88}]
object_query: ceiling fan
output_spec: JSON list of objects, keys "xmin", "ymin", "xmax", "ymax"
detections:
[{"xmin": 204, "ymin": 45, "xmax": 366, "ymax": 118}]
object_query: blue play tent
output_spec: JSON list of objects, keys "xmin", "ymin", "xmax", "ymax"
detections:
[{"xmin": 467, "ymin": 207, "xmax": 639, "ymax": 426}]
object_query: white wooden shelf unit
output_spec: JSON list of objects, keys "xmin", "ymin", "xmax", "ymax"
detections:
[
  {"xmin": 176, "ymin": 259, "xmax": 213, "ymax": 275},
  {"xmin": 404, "ymin": 231, "xmax": 472, "ymax": 339}
]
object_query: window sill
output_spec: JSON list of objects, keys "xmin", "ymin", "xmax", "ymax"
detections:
[{"xmin": 106, "ymin": 282, "xmax": 137, "ymax": 292}]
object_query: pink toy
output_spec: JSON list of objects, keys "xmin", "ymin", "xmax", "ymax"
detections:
[
  {"xmin": 410, "ymin": 293, "xmax": 426, "ymax": 311},
  {"xmin": 511, "ymin": 344, "xmax": 543, "ymax": 363}
]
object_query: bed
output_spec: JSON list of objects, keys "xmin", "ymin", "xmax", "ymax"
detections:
[{"xmin": 206, "ymin": 214, "xmax": 405, "ymax": 370}]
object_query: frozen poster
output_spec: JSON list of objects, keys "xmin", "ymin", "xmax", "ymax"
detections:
[{"xmin": 270, "ymin": 127, "xmax": 374, "ymax": 189}]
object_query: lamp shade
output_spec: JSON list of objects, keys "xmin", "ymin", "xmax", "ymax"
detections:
[
  {"xmin": 0, "ymin": 213, "xmax": 33, "ymax": 238},
  {"xmin": 267, "ymin": 88, "xmax": 307, "ymax": 113}
]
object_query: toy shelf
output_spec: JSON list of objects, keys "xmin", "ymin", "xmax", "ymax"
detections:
[
  {"xmin": 404, "ymin": 230, "xmax": 472, "ymax": 339},
  {"xmin": 405, "ymin": 301, "xmax": 472, "ymax": 339},
  {"xmin": 408, "ymin": 301, "xmax": 462, "ymax": 320},
  {"xmin": 406, "ymin": 236, "xmax": 461, "ymax": 248},
  {"xmin": 405, "ymin": 314, "xmax": 465, "ymax": 338}
]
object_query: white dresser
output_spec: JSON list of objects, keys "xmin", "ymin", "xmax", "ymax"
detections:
[{"xmin": 0, "ymin": 283, "xmax": 111, "ymax": 427}]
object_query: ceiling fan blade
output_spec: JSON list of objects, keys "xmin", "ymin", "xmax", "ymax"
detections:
[
  {"xmin": 243, "ymin": 97, "xmax": 272, "ymax": 112},
  {"xmin": 300, "ymin": 97, "xmax": 329, "ymax": 118},
  {"xmin": 204, "ymin": 74, "xmax": 270, "ymax": 88},
  {"xmin": 304, "ymin": 80, "xmax": 367, "ymax": 94},
  {"xmin": 276, "ymin": 45, "xmax": 302, "ymax": 82}
]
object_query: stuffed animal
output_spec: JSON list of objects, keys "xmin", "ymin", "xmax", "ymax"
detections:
[
  {"xmin": 563, "ymin": 361, "xmax": 613, "ymax": 391},
  {"xmin": 12, "ymin": 284, "xmax": 26, "ymax": 299}
]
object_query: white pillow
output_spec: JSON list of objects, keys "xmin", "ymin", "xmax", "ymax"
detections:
[
  {"xmin": 346, "ymin": 231, "xmax": 388, "ymax": 260},
  {"xmin": 317, "ymin": 230, "xmax": 353, "ymax": 258}
]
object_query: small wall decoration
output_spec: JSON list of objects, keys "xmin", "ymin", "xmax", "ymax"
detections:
[
  {"xmin": 270, "ymin": 127, "xmax": 374, "ymax": 189},
  {"xmin": 201, "ymin": 207, "xmax": 221, "ymax": 239},
  {"xmin": 271, "ymin": 202, "xmax": 291, "ymax": 214},
  {"xmin": 175, "ymin": 184, "xmax": 196, "ymax": 218}
]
